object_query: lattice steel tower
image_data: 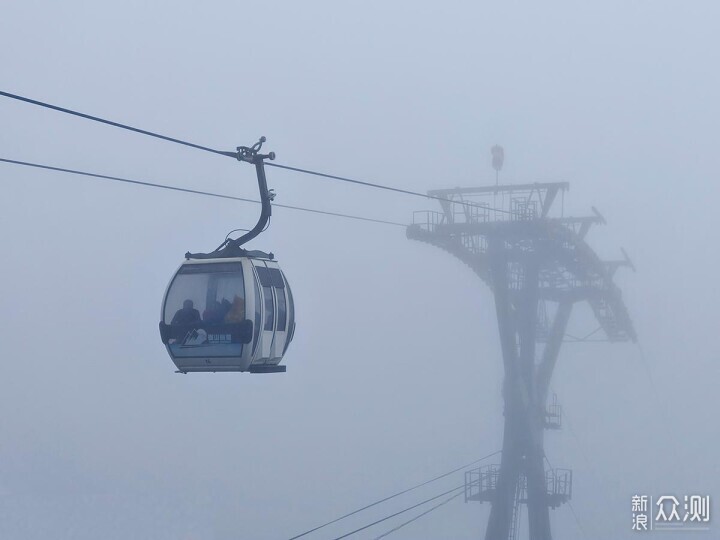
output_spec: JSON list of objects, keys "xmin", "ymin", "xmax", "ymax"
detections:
[{"xmin": 407, "ymin": 158, "xmax": 636, "ymax": 540}]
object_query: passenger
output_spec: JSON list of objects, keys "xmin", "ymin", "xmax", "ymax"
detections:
[
  {"xmin": 171, "ymin": 299, "xmax": 201, "ymax": 325},
  {"xmin": 224, "ymin": 295, "xmax": 246, "ymax": 323},
  {"xmin": 203, "ymin": 300, "xmax": 224, "ymax": 323},
  {"xmin": 219, "ymin": 298, "xmax": 232, "ymax": 320}
]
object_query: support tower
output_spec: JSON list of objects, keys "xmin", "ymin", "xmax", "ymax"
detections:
[{"xmin": 408, "ymin": 179, "xmax": 636, "ymax": 540}]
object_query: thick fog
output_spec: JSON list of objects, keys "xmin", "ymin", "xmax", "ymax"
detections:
[{"xmin": 1, "ymin": 1, "xmax": 718, "ymax": 539}]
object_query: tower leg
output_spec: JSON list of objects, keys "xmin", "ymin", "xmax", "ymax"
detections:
[
  {"xmin": 486, "ymin": 405, "xmax": 523, "ymax": 540},
  {"xmin": 525, "ymin": 436, "xmax": 551, "ymax": 540},
  {"xmin": 485, "ymin": 237, "xmax": 522, "ymax": 540},
  {"xmin": 485, "ymin": 241, "xmax": 555, "ymax": 540}
]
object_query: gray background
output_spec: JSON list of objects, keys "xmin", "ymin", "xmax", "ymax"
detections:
[{"xmin": 1, "ymin": 1, "xmax": 718, "ymax": 538}]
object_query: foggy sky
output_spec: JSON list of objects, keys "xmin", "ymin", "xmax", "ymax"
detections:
[{"xmin": 1, "ymin": 1, "xmax": 719, "ymax": 539}]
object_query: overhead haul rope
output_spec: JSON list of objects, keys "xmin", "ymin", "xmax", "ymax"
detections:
[
  {"xmin": 286, "ymin": 450, "xmax": 500, "ymax": 540},
  {"xmin": 0, "ymin": 158, "xmax": 405, "ymax": 227},
  {"xmin": 0, "ymin": 90, "xmax": 518, "ymax": 216},
  {"xmin": 329, "ymin": 485, "xmax": 465, "ymax": 540},
  {"xmin": 372, "ymin": 490, "xmax": 465, "ymax": 539},
  {"xmin": 0, "ymin": 90, "xmax": 228, "ymax": 156}
]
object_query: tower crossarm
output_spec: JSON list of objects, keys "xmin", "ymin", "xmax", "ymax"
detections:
[{"xmin": 407, "ymin": 195, "xmax": 636, "ymax": 343}]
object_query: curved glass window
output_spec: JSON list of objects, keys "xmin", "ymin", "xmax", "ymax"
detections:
[
  {"xmin": 283, "ymin": 278, "xmax": 295, "ymax": 354},
  {"xmin": 263, "ymin": 286, "xmax": 275, "ymax": 330},
  {"xmin": 277, "ymin": 289, "xmax": 287, "ymax": 330},
  {"xmin": 252, "ymin": 272, "xmax": 262, "ymax": 355},
  {"xmin": 163, "ymin": 263, "xmax": 246, "ymax": 358},
  {"xmin": 164, "ymin": 263, "xmax": 245, "ymax": 324}
]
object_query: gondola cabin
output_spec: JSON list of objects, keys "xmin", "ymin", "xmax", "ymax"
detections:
[{"xmin": 159, "ymin": 255, "xmax": 295, "ymax": 373}]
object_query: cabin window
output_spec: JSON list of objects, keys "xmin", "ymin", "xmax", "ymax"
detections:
[
  {"xmin": 252, "ymin": 274, "xmax": 262, "ymax": 354},
  {"xmin": 164, "ymin": 263, "xmax": 245, "ymax": 326},
  {"xmin": 263, "ymin": 286, "xmax": 275, "ymax": 330},
  {"xmin": 277, "ymin": 289, "xmax": 287, "ymax": 330}
]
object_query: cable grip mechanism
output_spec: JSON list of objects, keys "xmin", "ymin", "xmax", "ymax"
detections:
[{"xmin": 236, "ymin": 136, "xmax": 276, "ymax": 164}]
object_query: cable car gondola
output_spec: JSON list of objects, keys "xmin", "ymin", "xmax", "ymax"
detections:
[{"xmin": 159, "ymin": 138, "xmax": 295, "ymax": 373}]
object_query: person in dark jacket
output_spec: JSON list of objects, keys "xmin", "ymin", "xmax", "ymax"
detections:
[{"xmin": 171, "ymin": 299, "xmax": 201, "ymax": 325}]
